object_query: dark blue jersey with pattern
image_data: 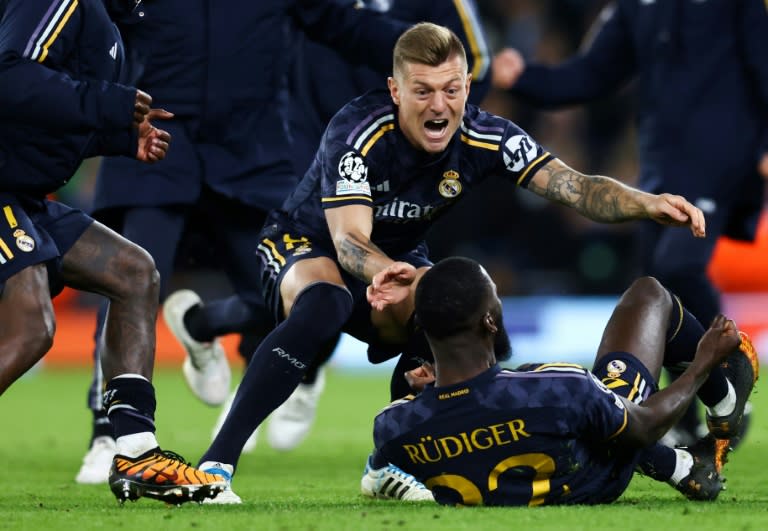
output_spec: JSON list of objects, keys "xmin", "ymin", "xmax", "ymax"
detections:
[
  {"xmin": 277, "ymin": 89, "xmax": 553, "ymax": 255},
  {"xmin": 372, "ymin": 364, "xmax": 637, "ymax": 507}
]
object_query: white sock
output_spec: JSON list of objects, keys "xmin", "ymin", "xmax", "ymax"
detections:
[
  {"xmin": 669, "ymin": 448, "xmax": 695, "ymax": 485},
  {"xmin": 706, "ymin": 379, "xmax": 736, "ymax": 417},
  {"xmin": 115, "ymin": 432, "xmax": 158, "ymax": 457}
]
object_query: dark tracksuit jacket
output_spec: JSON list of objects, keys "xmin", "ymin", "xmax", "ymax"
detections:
[
  {"xmin": 92, "ymin": 0, "xmax": 410, "ymax": 213},
  {"xmin": 0, "ymin": 0, "xmax": 139, "ymax": 197}
]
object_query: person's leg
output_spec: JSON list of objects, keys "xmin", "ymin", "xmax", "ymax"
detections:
[
  {"xmin": 60, "ymin": 221, "xmax": 225, "ymax": 503},
  {"xmin": 0, "ymin": 265, "xmax": 56, "ymax": 395},
  {"xmin": 591, "ymin": 276, "xmax": 743, "ymax": 501},
  {"xmin": 199, "ymin": 255, "xmax": 352, "ymax": 470},
  {"xmin": 78, "ymin": 206, "xmax": 189, "ymax": 484},
  {"xmin": 164, "ymin": 196, "xmax": 272, "ymax": 405}
]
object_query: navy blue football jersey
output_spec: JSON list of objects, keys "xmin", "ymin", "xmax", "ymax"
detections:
[
  {"xmin": 278, "ymin": 90, "xmax": 553, "ymax": 255},
  {"xmin": 373, "ymin": 364, "xmax": 637, "ymax": 506}
]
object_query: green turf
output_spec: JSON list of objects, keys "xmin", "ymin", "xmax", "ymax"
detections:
[{"xmin": 0, "ymin": 366, "xmax": 766, "ymax": 530}]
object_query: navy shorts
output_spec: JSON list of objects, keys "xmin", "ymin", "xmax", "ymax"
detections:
[
  {"xmin": 592, "ymin": 352, "xmax": 659, "ymax": 405},
  {"xmin": 0, "ymin": 194, "xmax": 93, "ymax": 294},
  {"xmin": 255, "ymin": 212, "xmax": 432, "ymax": 338}
]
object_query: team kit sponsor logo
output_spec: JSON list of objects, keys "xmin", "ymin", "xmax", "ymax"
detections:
[{"xmin": 503, "ymin": 134, "xmax": 537, "ymax": 173}]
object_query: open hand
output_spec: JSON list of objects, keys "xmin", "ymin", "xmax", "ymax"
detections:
[
  {"xmin": 695, "ymin": 314, "xmax": 741, "ymax": 369},
  {"xmin": 366, "ymin": 261, "xmax": 417, "ymax": 311},
  {"xmin": 136, "ymin": 108, "xmax": 174, "ymax": 163},
  {"xmin": 645, "ymin": 193, "xmax": 706, "ymax": 238}
]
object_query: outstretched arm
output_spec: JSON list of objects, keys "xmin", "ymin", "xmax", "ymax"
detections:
[{"xmin": 527, "ymin": 158, "xmax": 706, "ymax": 237}]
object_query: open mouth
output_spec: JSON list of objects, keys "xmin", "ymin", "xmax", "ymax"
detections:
[{"xmin": 424, "ymin": 119, "xmax": 448, "ymax": 139}]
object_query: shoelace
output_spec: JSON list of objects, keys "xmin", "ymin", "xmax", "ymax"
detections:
[{"xmin": 158, "ymin": 449, "xmax": 191, "ymax": 466}]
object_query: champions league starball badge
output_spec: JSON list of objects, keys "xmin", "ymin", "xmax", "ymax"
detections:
[{"xmin": 438, "ymin": 170, "xmax": 462, "ymax": 198}]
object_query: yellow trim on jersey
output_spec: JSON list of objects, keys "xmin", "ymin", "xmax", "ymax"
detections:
[
  {"xmin": 460, "ymin": 134, "xmax": 499, "ymax": 151},
  {"xmin": 603, "ymin": 378, "xmax": 629, "ymax": 390},
  {"xmin": 321, "ymin": 195, "xmax": 373, "ymax": 203},
  {"xmin": 3, "ymin": 206, "xmax": 18, "ymax": 228},
  {"xmin": 516, "ymin": 153, "xmax": 551, "ymax": 186},
  {"xmin": 261, "ymin": 238, "xmax": 285, "ymax": 266},
  {"xmin": 0, "ymin": 237, "xmax": 14, "ymax": 260},
  {"xmin": 607, "ymin": 408, "xmax": 628, "ymax": 440},
  {"xmin": 452, "ymin": 0, "xmax": 488, "ymax": 81},
  {"xmin": 360, "ymin": 123, "xmax": 394, "ymax": 156},
  {"xmin": 38, "ymin": 0, "xmax": 79, "ymax": 63}
]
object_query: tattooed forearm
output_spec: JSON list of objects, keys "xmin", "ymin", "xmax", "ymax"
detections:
[
  {"xmin": 530, "ymin": 163, "xmax": 644, "ymax": 222},
  {"xmin": 338, "ymin": 233, "xmax": 387, "ymax": 281}
]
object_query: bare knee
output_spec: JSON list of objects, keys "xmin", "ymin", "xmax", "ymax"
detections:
[
  {"xmin": 623, "ymin": 276, "xmax": 671, "ymax": 311},
  {"xmin": 112, "ymin": 245, "xmax": 160, "ymax": 301}
]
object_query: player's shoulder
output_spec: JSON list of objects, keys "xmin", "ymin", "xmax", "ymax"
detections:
[
  {"xmin": 459, "ymin": 103, "xmax": 517, "ymax": 150},
  {"xmin": 514, "ymin": 362, "xmax": 589, "ymax": 374},
  {"xmin": 375, "ymin": 394, "xmax": 417, "ymax": 417},
  {"xmin": 327, "ymin": 89, "xmax": 396, "ymax": 147}
]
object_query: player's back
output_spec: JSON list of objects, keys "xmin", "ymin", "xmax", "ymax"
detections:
[{"xmin": 373, "ymin": 364, "xmax": 637, "ymax": 506}]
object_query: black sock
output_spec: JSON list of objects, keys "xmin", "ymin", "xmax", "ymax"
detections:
[
  {"xmin": 636, "ymin": 443, "xmax": 677, "ymax": 481},
  {"xmin": 302, "ymin": 336, "xmax": 340, "ymax": 384},
  {"xmin": 104, "ymin": 375, "xmax": 156, "ymax": 439},
  {"xmin": 200, "ymin": 283, "xmax": 352, "ymax": 468},
  {"xmin": 664, "ymin": 292, "xmax": 728, "ymax": 407},
  {"xmin": 184, "ymin": 295, "xmax": 273, "ymax": 342}
]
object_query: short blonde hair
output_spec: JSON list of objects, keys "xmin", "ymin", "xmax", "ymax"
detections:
[{"xmin": 393, "ymin": 22, "xmax": 467, "ymax": 78}]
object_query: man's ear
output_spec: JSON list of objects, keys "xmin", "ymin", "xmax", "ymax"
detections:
[
  {"xmin": 484, "ymin": 313, "xmax": 498, "ymax": 334},
  {"xmin": 388, "ymin": 76, "xmax": 400, "ymax": 106}
]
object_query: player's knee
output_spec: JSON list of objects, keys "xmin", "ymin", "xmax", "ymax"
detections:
[
  {"xmin": 624, "ymin": 276, "xmax": 670, "ymax": 308},
  {"xmin": 114, "ymin": 245, "xmax": 160, "ymax": 299},
  {"xmin": 290, "ymin": 282, "xmax": 353, "ymax": 340}
]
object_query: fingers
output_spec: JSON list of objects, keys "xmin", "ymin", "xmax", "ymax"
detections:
[
  {"xmin": 663, "ymin": 195, "xmax": 706, "ymax": 237},
  {"xmin": 133, "ymin": 89, "xmax": 152, "ymax": 125},
  {"xmin": 147, "ymin": 108, "xmax": 174, "ymax": 121}
]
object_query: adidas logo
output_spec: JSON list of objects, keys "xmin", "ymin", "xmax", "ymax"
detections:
[
  {"xmin": 109, "ymin": 42, "xmax": 118, "ymax": 60},
  {"xmin": 373, "ymin": 180, "xmax": 390, "ymax": 192},
  {"xmin": 380, "ymin": 476, "xmax": 411, "ymax": 499}
]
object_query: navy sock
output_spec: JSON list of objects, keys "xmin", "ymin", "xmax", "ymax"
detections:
[
  {"xmin": 664, "ymin": 292, "xmax": 728, "ymax": 407},
  {"xmin": 91, "ymin": 409, "xmax": 114, "ymax": 442},
  {"xmin": 104, "ymin": 375, "xmax": 156, "ymax": 439},
  {"xmin": 636, "ymin": 443, "xmax": 677, "ymax": 481},
  {"xmin": 184, "ymin": 295, "xmax": 273, "ymax": 342},
  {"xmin": 200, "ymin": 283, "xmax": 352, "ymax": 468}
]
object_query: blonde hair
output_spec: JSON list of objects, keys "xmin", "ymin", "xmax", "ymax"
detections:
[{"xmin": 393, "ymin": 22, "xmax": 467, "ymax": 78}]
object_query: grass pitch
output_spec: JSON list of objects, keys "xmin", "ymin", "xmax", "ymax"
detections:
[{"xmin": 0, "ymin": 366, "xmax": 766, "ymax": 530}]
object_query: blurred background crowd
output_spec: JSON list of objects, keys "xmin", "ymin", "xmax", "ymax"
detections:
[{"xmin": 56, "ymin": 0, "xmax": 765, "ymax": 302}]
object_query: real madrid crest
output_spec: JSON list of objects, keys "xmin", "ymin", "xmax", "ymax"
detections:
[
  {"xmin": 438, "ymin": 170, "xmax": 462, "ymax": 199},
  {"xmin": 13, "ymin": 229, "xmax": 35, "ymax": 252},
  {"xmin": 606, "ymin": 359, "xmax": 627, "ymax": 379}
]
